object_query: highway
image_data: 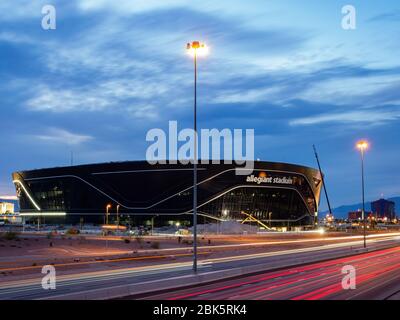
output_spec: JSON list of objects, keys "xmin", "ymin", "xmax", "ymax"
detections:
[
  {"xmin": 2, "ymin": 232, "xmax": 400, "ymax": 272},
  {"xmin": 143, "ymin": 246, "xmax": 400, "ymax": 300},
  {"xmin": 0, "ymin": 234, "xmax": 399, "ymax": 300}
]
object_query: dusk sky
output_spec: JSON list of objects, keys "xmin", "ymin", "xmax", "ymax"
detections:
[{"xmin": 1, "ymin": 0, "xmax": 399, "ymax": 210}]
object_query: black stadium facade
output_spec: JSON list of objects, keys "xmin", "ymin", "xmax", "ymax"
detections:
[{"xmin": 12, "ymin": 161, "xmax": 322, "ymax": 228}]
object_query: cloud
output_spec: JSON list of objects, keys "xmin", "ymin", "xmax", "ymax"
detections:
[
  {"xmin": 0, "ymin": 1, "xmax": 44, "ymax": 21},
  {"xmin": 27, "ymin": 87, "xmax": 111, "ymax": 112},
  {"xmin": 37, "ymin": 6, "xmax": 307, "ymax": 79},
  {"xmin": 0, "ymin": 32, "xmax": 36, "ymax": 44},
  {"xmin": 34, "ymin": 128, "xmax": 93, "ymax": 145},
  {"xmin": 212, "ymin": 86, "xmax": 286, "ymax": 104},
  {"xmin": 208, "ymin": 62, "xmax": 400, "ymax": 114},
  {"xmin": 289, "ymin": 109, "xmax": 400, "ymax": 126},
  {"xmin": 44, "ymin": 43, "xmax": 165, "ymax": 76},
  {"xmin": 77, "ymin": 0, "xmax": 188, "ymax": 14},
  {"xmin": 26, "ymin": 79, "xmax": 171, "ymax": 115},
  {"xmin": 1, "ymin": 0, "xmax": 400, "ymax": 206},
  {"xmin": 6, "ymin": 5, "xmax": 309, "ymax": 125},
  {"xmin": 368, "ymin": 11, "xmax": 400, "ymax": 23},
  {"xmin": 126, "ymin": 104, "xmax": 159, "ymax": 120},
  {"xmin": 298, "ymin": 74, "xmax": 400, "ymax": 106}
]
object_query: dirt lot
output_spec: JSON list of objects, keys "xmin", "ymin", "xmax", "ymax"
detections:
[{"xmin": 0, "ymin": 230, "xmax": 397, "ymax": 282}]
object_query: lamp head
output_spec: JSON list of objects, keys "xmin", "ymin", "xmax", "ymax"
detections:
[
  {"xmin": 356, "ymin": 140, "xmax": 369, "ymax": 151},
  {"xmin": 186, "ymin": 41, "xmax": 209, "ymax": 57}
]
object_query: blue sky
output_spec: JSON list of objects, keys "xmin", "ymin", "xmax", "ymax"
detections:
[{"xmin": 1, "ymin": 0, "xmax": 399, "ymax": 210}]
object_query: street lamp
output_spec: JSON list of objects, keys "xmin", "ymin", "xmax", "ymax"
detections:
[
  {"xmin": 105, "ymin": 204, "xmax": 112, "ymax": 225},
  {"xmin": 151, "ymin": 215, "xmax": 158, "ymax": 236},
  {"xmin": 116, "ymin": 204, "xmax": 120, "ymax": 229},
  {"xmin": 186, "ymin": 41, "xmax": 208, "ymax": 273},
  {"xmin": 356, "ymin": 140, "xmax": 369, "ymax": 248},
  {"xmin": 269, "ymin": 212, "xmax": 272, "ymax": 227}
]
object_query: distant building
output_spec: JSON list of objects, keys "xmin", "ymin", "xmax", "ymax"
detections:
[
  {"xmin": 0, "ymin": 202, "xmax": 14, "ymax": 214},
  {"xmin": 371, "ymin": 198, "xmax": 396, "ymax": 221},
  {"xmin": 348, "ymin": 210, "xmax": 373, "ymax": 222}
]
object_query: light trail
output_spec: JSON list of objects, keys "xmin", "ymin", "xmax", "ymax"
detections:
[
  {"xmin": 0, "ymin": 251, "xmax": 211, "ymax": 273},
  {"xmin": 147, "ymin": 246, "xmax": 400, "ymax": 300}
]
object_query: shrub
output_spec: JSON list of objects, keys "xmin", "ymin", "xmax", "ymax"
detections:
[
  {"xmin": 124, "ymin": 238, "xmax": 131, "ymax": 244},
  {"xmin": 3, "ymin": 232, "xmax": 19, "ymax": 241},
  {"xmin": 150, "ymin": 241, "xmax": 160, "ymax": 249},
  {"xmin": 66, "ymin": 228, "xmax": 79, "ymax": 235},
  {"xmin": 135, "ymin": 236, "xmax": 143, "ymax": 248}
]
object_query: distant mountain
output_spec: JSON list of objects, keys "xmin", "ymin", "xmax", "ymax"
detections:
[
  {"xmin": 0, "ymin": 198, "xmax": 19, "ymax": 212},
  {"xmin": 322, "ymin": 197, "xmax": 400, "ymax": 219}
]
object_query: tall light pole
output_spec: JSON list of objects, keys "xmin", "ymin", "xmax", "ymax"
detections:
[
  {"xmin": 187, "ymin": 41, "xmax": 208, "ymax": 273},
  {"xmin": 356, "ymin": 140, "xmax": 369, "ymax": 248}
]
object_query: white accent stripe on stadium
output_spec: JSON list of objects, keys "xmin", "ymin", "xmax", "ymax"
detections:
[
  {"xmin": 19, "ymin": 212, "xmax": 66, "ymax": 217},
  {"xmin": 182, "ymin": 185, "xmax": 312, "ymax": 217},
  {"xmin": 12, "ymin": 179, "xmax": 41, "ymax": 211},
  {"xmin": 91, "ymin": 168, "xmax": 207, "ymax": 175}
]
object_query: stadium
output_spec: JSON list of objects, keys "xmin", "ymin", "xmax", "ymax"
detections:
[{"xmin": 12, "ymin": 161, "xmax": 322, "ymax": 228}]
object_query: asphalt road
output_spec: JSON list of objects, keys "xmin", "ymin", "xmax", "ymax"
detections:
[
  {"xmin": 143, "ymin": 245, "xmax": 400, "ymax": 300},
  {"xmin": 1, "ymin": 235, "xmax": 399, "ymax": 300}
]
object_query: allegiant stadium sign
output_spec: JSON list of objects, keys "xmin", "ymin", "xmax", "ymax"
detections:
[{"xmin": 246, "ymin": 174, "xmax": 293, "ymax": 185}]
